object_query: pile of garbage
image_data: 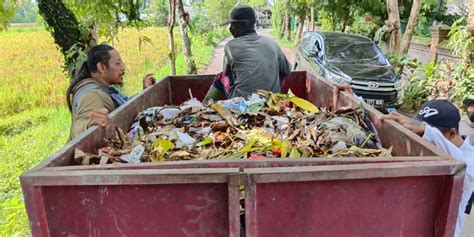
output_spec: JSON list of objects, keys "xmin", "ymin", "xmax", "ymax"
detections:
[{"xmin": 75, "ymin": 90, "xmax": 391, "ymax": 165}]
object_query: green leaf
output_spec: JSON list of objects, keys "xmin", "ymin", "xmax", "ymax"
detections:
[
  {"xmin": 196, "ymin": 136, "xmax": 213, "ymax": 146},
  {"xmin": 151, "ymin": 138, "xmax": 174, "ymax": 161},
  {"xmin": 158, "ymin": 139, "xmax": 173, "ymax": 153},
  {"xmin": 289, "ymin": 147, "xmax": 301, "ymax": 158},
  {"xmin": 281, "ymin": 140, "xmax": 290, "ymax": 158},
  {"xmin": 288, "ymin": 97, "xmax": 320, "ymax": 113},
  {"xmin": 240, "ymin": 139, "xmax": 257, "ymax": 152}
]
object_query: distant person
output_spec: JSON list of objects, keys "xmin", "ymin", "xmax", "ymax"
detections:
[
  {"xmin": 203, "ymin": 5, "xmax": 291, "ymax": 104},
  {"xmin": 460, "ymin": 97, "xmax": 474, "ymax": 146},
  {"xmin": 67, "ymin": 44, "xmax": 156, "ymax": 140},
  {"xmin": 383, "ymin": 100, "xmax": 474, "ymax": 237}
]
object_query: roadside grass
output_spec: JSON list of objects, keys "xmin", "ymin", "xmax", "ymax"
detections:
[
  {"xmin": 271, "ymin": 29, "xmax": 297, "ymax": 49},
  {"xmin": 0, "ymin": 107, "xmax": 70, "ymax": 235}
]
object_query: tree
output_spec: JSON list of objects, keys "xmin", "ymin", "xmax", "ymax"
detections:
[
  {"xmin": 386, "ymin": 0, "xmax": 401, "ymax": 53},
  {"xmin": 176, "ymin": 0, "xmax": 197, "ymax": 74},
  {"xmin": 292, "ymin": 0, "xmax": 322, "ymax": 43},
  {"xmin": 144, "ymin": 0, "xmax": 169, "ymax": 26},
  {"xmin": 399, "ymin": 0, "xmax": 422, "ymax": 54},
  {"xmin": 34, "ymin": 0, "xmax": 144, "ymax": 77},
  {"xmin": 469, "ymin": 0, "xmax": 474, "ymax": 36},
  {"xmin": 204, "ymin": 0, "xmax": 237, "ymax": 26},
  {"xmin": 385, "ymin": 0, "xmax": 423, "ymax": 55},
  {"xmin": 0, "ymin": 1, "xmax": 18, "ymax": 30},
  {"xmin": 293, "ymin": 0, "xmax": 310, "ymax": 44},
  {"xmin": 319, "ymin": 0, "xmax": 364, "ymax": 32},
  {"xmin": 37, "ymin": 0, "xmax": 89, "ymax": 75},
  {"xmin": 167, "ymin": 0, "xmax": 177, "ymax": 75},
  {"xmin": 284, "ymin": 0, "xmax": 292, "ymax": 40}
]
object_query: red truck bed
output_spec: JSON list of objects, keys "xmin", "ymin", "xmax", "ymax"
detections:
[{"xmin": 21, "ymin": 72, "xmax": 464, "ymax": 236}]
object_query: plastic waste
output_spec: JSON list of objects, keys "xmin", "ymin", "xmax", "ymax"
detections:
[{"xmin": 119, "ymin": 145, "xmax": 144, "ymax": 163}]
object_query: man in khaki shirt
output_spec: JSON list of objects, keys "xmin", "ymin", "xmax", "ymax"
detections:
[{"xmin": 67, "ymin": 44, "xmax": 155, "ymax": 140}]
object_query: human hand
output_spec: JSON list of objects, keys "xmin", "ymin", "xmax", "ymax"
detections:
[
  {"xmin": 332, "ymin": 82, "xmax": 353, "ymax": 109},
  {"xmin": 382, "ymin": 112, "xmax": 425, "ymax": 136},
  {"xmin": 143, "ymin": 73, "xmax": 156, "ymax": 89},
  {"xmin": 88, "ymin": 108, "xmax": 110, "ymax": 129}
]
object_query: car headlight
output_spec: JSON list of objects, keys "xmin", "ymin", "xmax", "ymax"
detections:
[{"xmin": 326, "ymin": 70, "xmax": 351, "ymax": 84}]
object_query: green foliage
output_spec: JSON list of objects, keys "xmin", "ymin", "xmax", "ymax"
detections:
[
  {"xmin": 0, "ymin": 107, "xmax": 70, "ymax": 236},
  {"xmin": 242, "ymin": 0, "xmax": 267, "ymax": 7},
  {"xmin": 0, "ymin": 0, "xmax": 17, "ymax": 30},
  {"xmin": 143, "ymin": 0, "xmax": 168, "ymax": 26},
  {"xmin": 189, "ymin": 2, "xmax": 230, "ymax": 46},
  {"xmin": 356, "ymin": 0, "xmax": 386, "ymax": 18},
  {"xmin": 446, "ymin": 18, "xmax": 474, "ymax": 106},
  {"xmin": 271, "ymin": 0, "xmax": 285, "ymax": 31},
  {"xmin": 203, "ymin": 0, "xmax": 237, "ymax": 27},
  {"xmin": 401, "ymin": 18, "xmax": 474, "ymax": 111},
  {"xmin": 64, "ymin": 1, "xmax": 148, "ymax": 43},
  {"xmin": 348, "ymin": 15, "xmax": 383, "ymax": 39},
  {"xmin": 401, "ymin": 62, "xmax": 433, "ymax": 112},
  {"xmin": 318, "ymin": 0, "xmax": 385, "ymax": 32},
  {"xmin": 271, "ymin": 28, "xmax": 296, "ymax": 48},
  {"xmin": 387, "ymin": 52, "xmax": 421, "ymax": 76},
  {"xmin": 398, "ymin": 0, "xmax": 460, "ymax": 37},
  {"xmin": 10, "ymin": 3, "xmax": 37, "ymax": 23}
]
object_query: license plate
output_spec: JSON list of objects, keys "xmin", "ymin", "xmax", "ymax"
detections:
[{"xmin": 364, "ymin": 99, "xmax": 384, "ymax": 106}]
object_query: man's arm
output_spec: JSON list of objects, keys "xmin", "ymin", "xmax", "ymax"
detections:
[
  {"xmin": 382, "ymin": 112, "xmax": 466, "ymax": 160},
  {"xmin": 203, "ymin": 86, "xmax": 223, "ymax": 105},
  {"xmin": 143, "ymin": 74, "xmax": 156, "ymax": 89},
  {"xmin": 277, "ymin": 47, "xmax": 291, "ymax": 77},
  {"xmin": 70, "ymin": 90, "xmax": 115, "ymax": 139}
]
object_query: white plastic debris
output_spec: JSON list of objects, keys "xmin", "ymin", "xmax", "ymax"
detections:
[
  {"xmin": 176, "ymin": 131, "xmax": 196, "ymax": 149},
  {"xmin": 119, "ymin": 145, "xmax": 145, "ymax": 164}
]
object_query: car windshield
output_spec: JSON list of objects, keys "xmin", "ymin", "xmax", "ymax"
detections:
[{"xmin": 325, "ymin": 41, "xmax": 387, "ymax": 65}]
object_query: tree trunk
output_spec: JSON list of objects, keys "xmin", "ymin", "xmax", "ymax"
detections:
[
  {"xmin": 331, "ymin": 12, "xmax": 337, "ymax": 31},
  {"xmin": 342, "ymin": 19, "xmax": 348, "ymax": 32},
  {"xmin": 310, "ymin": 7, "xmax": 314, "ymax": 31},
  {"xmin": 294, "ymin": 15, "xmax": 305, "ymax": 44},
  {"xmin": 280, "ymin": 10, "xmax": 288, "ymax": 38},
  {"xmin": 167, "ymin": 0, "xmax": 177, "ymax": 75},
  {"xmin": 286, "ymin": 14, "xmax": 292, "ymax": 41},
  {"xmin": 399, "ymin": 0, "xmax": 422, "ymax": 55},
  {"xmin": 386, "ymin": 0, "xmax": 401, "ymax": 55},
  {"xmin": 38, "ymin": 0, "xmax": 88, "ymax": 77},
  {"xmin": 176, "ymin": 0, "xmax": 197, "ymax": 74}
]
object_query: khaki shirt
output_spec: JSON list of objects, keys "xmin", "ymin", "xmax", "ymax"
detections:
[{"xmin": 69, "ymin": 79, "xmax": 115, "ymax": 140}]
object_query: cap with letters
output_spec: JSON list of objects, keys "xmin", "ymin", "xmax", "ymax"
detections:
[{"xmin": 415, "ymin": 99, "xmax": 460, "ymax": 128}]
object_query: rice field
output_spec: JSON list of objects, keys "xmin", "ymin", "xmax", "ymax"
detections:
[{"xmin": 0, "ymin": 27, "xmax": 185, "ymax": 116}]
